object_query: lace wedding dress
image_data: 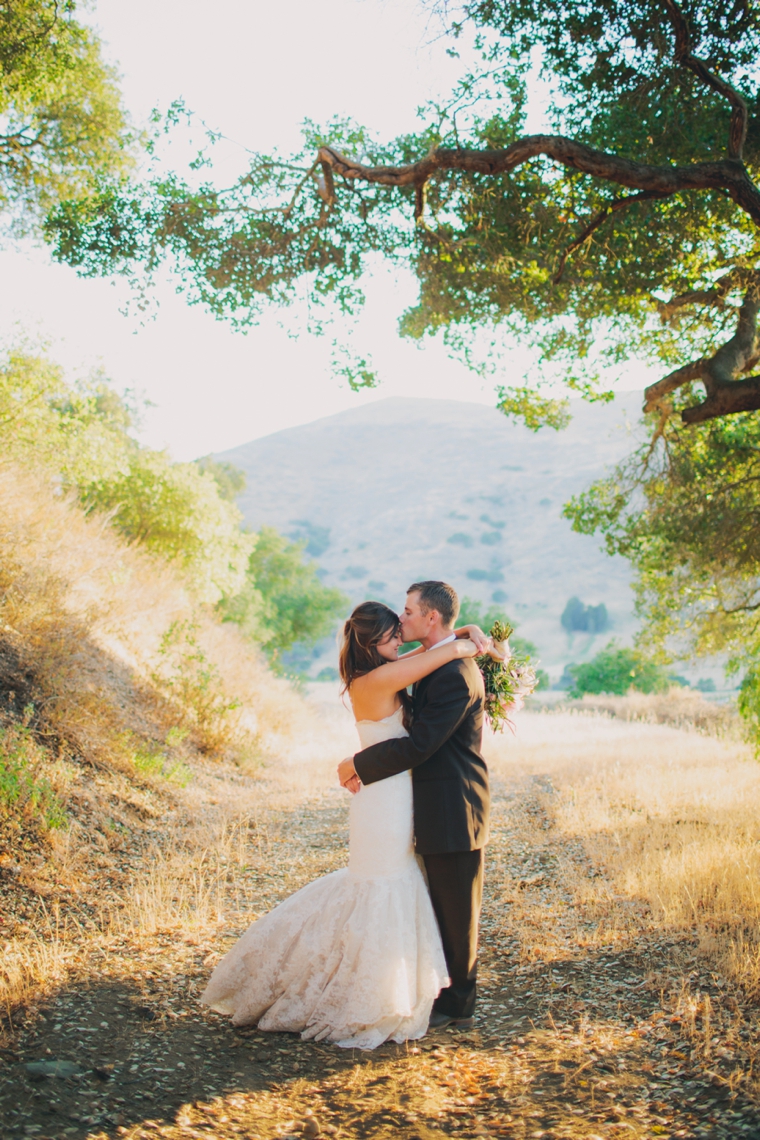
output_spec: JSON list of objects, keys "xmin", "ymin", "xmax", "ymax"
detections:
[{"xmin": 200, "ymin": 707, "xmax": 449, "ymax": 1049}]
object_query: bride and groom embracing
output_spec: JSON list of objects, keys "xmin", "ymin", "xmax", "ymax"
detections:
[{"xmin": 201, "ymin": 580, "xmax": 505, "ymax": 1049}]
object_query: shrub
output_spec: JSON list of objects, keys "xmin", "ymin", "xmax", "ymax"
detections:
[
  {"xmin": 194, "ymin": 456, "xmax": 247, "ymax": 501},
  {"xmin": 82, "ymin": 450, "xmax": 254, "ymax": 604},
  {"xmin": 288, "ymin": 520, "xmax": 331, "ymax": 557},
  {"xmin": 220, "ymin": 527, "xmax": 348, "ymax": 667},
  {"xmin": 0, "ymin": 350, "xmax": 253, "ymax": 604},
  {"xmin": 131, "ymin": 742, "xmax": 192, "ymax": 786},
  {"xmin": 568, "ymin": 644, "xmax": 670, "ymax": 698},
  {"xmin": 0, "ymin": 722, "xmax": 67, "ymax": 831},
  {"xmin": 739, "ymin": 671, "xmax": 760, "ymax": 754},
  {"xmin": 150, "ymin": 621, "xmax": 242, "ymax": 753}
]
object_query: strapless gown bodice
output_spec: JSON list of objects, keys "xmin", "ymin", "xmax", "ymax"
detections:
[
  {"xmin": 201, "ymin": 704, "xmax": 448, "ymax": 1049},
  {"xmin": 349, "ymin": 707, "xmax": 414, "ymax": 879}
]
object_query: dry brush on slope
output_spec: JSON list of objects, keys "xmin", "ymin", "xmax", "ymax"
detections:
[{"xmin": 0, "ymin": 461, "xmax": 308, "ymax": 1025}]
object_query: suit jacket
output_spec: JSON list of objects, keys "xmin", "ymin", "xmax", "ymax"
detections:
[{"xmin": 353, "ymin": 657, "xmax": 489, "ymax": 855}]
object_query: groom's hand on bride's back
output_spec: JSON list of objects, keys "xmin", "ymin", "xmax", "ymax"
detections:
[{"xmin": 338, "ymin": 756, "xmax": 361, "ymax": 795}]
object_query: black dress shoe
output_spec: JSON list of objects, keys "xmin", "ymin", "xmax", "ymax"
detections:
[{"xmin": 428, "ymin": 1010, "xmax": 475, "ymax": 1030}]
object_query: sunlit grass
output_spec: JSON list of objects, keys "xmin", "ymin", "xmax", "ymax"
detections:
[{"xmin": 486, "ymin": 708, "xmax": 760, "ymax": 992}]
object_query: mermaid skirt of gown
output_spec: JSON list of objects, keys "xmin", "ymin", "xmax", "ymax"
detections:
[{"xmin": 200, "ymin": 709, "xmax": 449, "ymax": 1050}]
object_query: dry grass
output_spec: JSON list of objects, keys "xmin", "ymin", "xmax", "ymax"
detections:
[
  {"xmin": 0, "ymin": 920, "xmax": 73, "ymax": 1023},
  {"xmin": 6, "ymin": 700, "xmax": 760, "ymax": 1137},
  {"xmin": 0, "ymin": 686, "xmax": 355, "ymax": 1030},
  {"xmin": 0, "ymin": 461, "xmax": 316, "ymax": 1026},
  {"xmin": 559, "ymin": 687, "xmax": 741, "ymax": 737},
  {"xmin": 109, "ymin": 693, "xmax": 357, "ymax": 943},
  {"xmin": 0, "ymin": 462, "xmax": 306, "ymax": 765},
  {"xmin": 486, "ymin": 709, "xmax": 760, "ymax": 994}
]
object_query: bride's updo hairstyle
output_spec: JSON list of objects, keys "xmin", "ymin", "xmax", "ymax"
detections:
[{"xmin": 339, "ymin": 601, "xmax": 412, "ymax": 726}]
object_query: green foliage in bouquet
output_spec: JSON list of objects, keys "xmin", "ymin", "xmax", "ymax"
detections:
[
  {"xmin": 459, "ymin": 597, "xmax": 548, "ymax": 693},
  {"xmin": 476, "ymin": 619, "xmax": 539, "ymax": 733}
]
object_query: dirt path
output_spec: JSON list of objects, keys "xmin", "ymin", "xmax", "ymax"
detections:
[{"xmin": 2, "ymin": 715, "xmax": 760, "ymax": 1140}]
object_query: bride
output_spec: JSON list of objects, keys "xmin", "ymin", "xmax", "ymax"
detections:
[{"xmin": 200, "ymin": 600, "xmax": 493, "ymax": 1049}]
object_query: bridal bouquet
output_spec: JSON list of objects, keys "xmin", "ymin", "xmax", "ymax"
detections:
[{"xmin": 477, "ymin": 620, "xmax": 539, "ymax": 733}]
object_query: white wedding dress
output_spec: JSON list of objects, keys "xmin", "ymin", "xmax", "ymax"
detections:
[{"xmin": 200, "ymin": 707, "xmax": 449, "ymax": 1049}]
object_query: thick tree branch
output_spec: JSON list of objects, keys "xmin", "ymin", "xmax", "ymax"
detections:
[
  {"xmin": 656, "ymin": 270, "xmax": 741, "ymax": 320},
  {"xmin": 313, "ymin": 133, "xmax": 760, "ymax": 427},
  {"xmin": 644, "ymin": 285, "xmax": 760, "ymax": 423},
  {"xmin": 643, "ymin": 359, "xmax": 707, "ymax": 409},
  {"xmin": 317, "ymin": 160, "xmax": 336, "ymax": 206},
  {"xmin": 661, "ymin": 0, "xmax": 749, "ymax": 160},
  {"xmin": 704, "ymin": 288, "xmax": 760, "ymax": 390},
  {"xmin": 682, "ymin": 376, "xmax": 760, "ymax": 423},
  {"xmin": 316, "ymin": 136, "xmax": 760, "ymax": 224}
]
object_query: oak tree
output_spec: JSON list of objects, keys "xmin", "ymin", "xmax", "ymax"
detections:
[
  {"xmin": 45, "ymin": 0, "xmax": 760, "ymax": 426},
  {"xmin": 41, "ymin": 0, "xmax": 760, "ymax": 720}
]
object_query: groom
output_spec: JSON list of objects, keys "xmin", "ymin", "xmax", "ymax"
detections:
[{"xmin": 338, "ymin": 580, "xmax": 489, "ymax": 1029}]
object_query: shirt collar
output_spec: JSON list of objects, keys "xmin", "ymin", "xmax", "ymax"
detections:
[{"xmin": 426, "ymin": 633, "xmax": 457, "ymax": 651}]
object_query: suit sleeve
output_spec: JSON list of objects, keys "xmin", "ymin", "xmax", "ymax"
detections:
[{"xmin": 354, "ymin": 665, "xmax": 472, "ymax": 786}]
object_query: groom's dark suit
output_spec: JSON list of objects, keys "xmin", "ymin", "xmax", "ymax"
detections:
[{"xmin": 353, "ymin": 656, "xmax": 488, "ymax": 1019}]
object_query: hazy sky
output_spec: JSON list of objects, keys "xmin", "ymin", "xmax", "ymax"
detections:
[{"xmin": 0, "ymin": 0, "xmax": 653, "ymax": 459}]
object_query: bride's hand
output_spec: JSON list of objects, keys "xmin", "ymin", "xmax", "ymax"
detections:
[
  {"xmin": 458, "ymin": 637, "xmax": 480, "ymax": 658},
  {"xmin": 488, "ymin": 638, "xmax": 510, "ymax": 662},
  {"xmin": 456, "ymin": 624, "xmax": 490, "ymax": 653}
]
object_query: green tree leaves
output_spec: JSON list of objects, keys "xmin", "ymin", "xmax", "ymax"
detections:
[
  {"xmin": 564, "ymin": 406, "xmax": 760, "ymax": 739},
  {"xmin": 568, "ymin": 644, "xmax": 671, "ymax": 698},
  {"xmin": 82, "ymin": 451, "xmax": 255, "ymax": 605},
  {"xmin": 40, "ymin": 1, "xmax": 760, "ymax": 425},
  {"xmin": 0, "ymin": 348, "xmax": 348, "ymax": 661},
  {"xmin": 220, "ymin": 527, "xmax": 348, "ymax": 666},
  {"xmin": 0, "ymin": 349, "xmax": 254, "ymax": 604},
  {"xmin": 0, "ymin": 0, "xmax": 133, "ymax": 232}
]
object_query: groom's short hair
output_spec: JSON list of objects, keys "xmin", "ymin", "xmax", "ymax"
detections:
[{"xmin": 408, "ymin": 581, "xmax": 459, "ymax": 628}]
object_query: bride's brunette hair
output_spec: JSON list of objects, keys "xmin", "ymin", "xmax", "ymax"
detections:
[{"xmin": 339, "ymin": 601, "xmax": 412, "ymax": 727}]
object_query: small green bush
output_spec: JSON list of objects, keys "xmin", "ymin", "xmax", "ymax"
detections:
[
  {"xmin": 221, "ymin": 527, "xmax": 348, "ymax": 667},
  {"xmin": 0, "ymin": 722, "xmax": 67, "ymax": 830},
  {"xmin": 151, "ymin": 621, "xmax": 241, "ymax": 752},
  {"xmin": 132, "ymin": 744, "xmax": 191, "ymax": 786},
  {"xmin": 0, "ymin": 351, "xmax": 253, "ymax": 604},
  {"xmin": 568, "ymin": 643, "xmax": 670, "ymax": 698},
  {"xmin": 561, "ymin": 596, "xmax": 609, "ymax": 634}
]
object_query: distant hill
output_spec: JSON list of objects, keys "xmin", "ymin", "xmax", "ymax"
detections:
[{"xmin": 218, "ymin": 394, "xmax": 645, "ymax": 680}]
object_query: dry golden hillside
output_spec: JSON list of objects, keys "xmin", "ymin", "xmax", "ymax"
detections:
[{"xmin": 0, "ymin": 461, "xmax": 312, "ymax": 1020}]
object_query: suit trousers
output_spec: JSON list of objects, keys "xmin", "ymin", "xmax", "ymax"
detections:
[{"xmin": 423, "ymin": 848, "xmax": 484, "ymax": 1019}]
